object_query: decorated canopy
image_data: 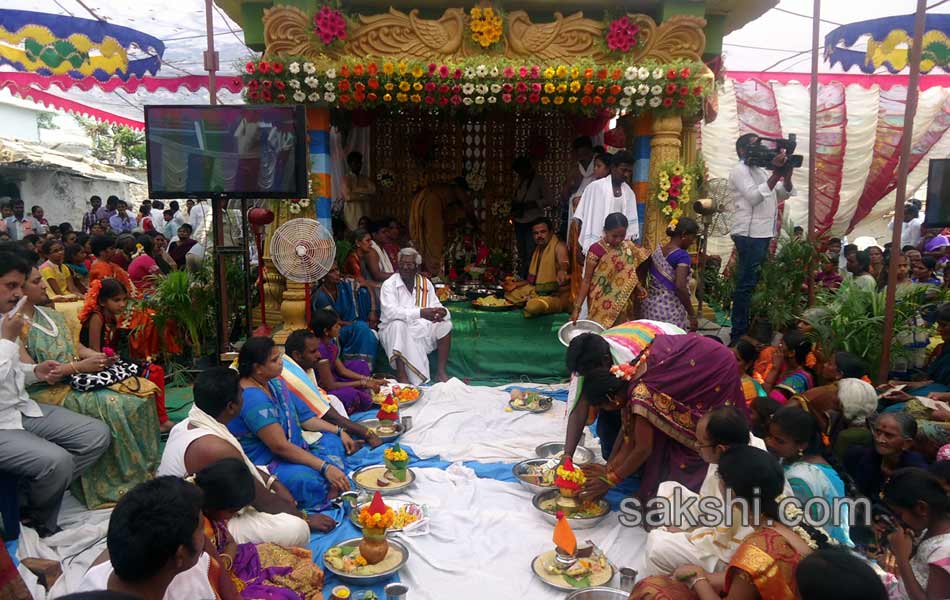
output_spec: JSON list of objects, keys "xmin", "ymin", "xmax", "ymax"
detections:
[{"xmin": 825, "ymin": 13, "xmax": 950, "ymax": 74}]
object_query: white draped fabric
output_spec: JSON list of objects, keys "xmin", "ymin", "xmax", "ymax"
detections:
[{"xmin": 702, "ymin": 78, "xmax": 950, "ymax": 253}]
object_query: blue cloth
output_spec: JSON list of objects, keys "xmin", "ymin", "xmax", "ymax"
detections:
[
  {"xmin": 228, "ymin": 380, "xmax": 341, "ymax": 511},
  {"xmin": 312, "ymin": 281, "xmax": 378, "ymax": 361},
  {"xmin": 730, "ymin": 234, "xmax": 772, "ymax": 342}
]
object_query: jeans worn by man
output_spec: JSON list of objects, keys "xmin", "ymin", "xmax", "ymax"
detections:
[{"xmin": 729, "ymin": 235, "xmax": 772, "ymax": 342}]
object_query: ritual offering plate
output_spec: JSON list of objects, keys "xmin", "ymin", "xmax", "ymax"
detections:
[
  {"xmin": 471, "ymin": 296, "xmax": 518, "ymax": 311},
  {"xmin": 352, "ymin": 464, "xmax": 416, "ymax": 495},
  {"xmin": 509, "ymin": 390, "xmax": 553, "ymax": 413},
  {"xmin": 323, "ymin": 537, "xmax": 409, "ymax": 585},
  {"xmin": 512, "ymin": 458, "xmax": 558, "ymax": 494},
  {"xmin": 535, "ymin": 442, "xmax": 594, "ymax": 465},
  {"xmin": 531, "ymin": 549, "xmax": 614, "ymax": 591},
  {"xmin": 532, "ymin": 489, "xmax": 610, "ymax": 529},
  {"xmin": 349, "ymin": 499, "xmax": 426, "ymax": 532},
  {"xmin": 372, "ymin": 383, "xmax": 422, "ymax": 407},
  {"xmin": 359, "ymin": 418, "xmax": 404, "ymax": 442}
]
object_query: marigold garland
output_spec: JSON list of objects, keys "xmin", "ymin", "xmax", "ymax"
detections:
[
  {"xmin": 653, "ymin": 161, "xmax": 696, "ymax": 224},
  {"xmin": 555, "ymin": 459, "xmax": 586, "ymax": 492},
  {"xmin": 469, "ymin": 6, "xmax": 503, "ymax": 48},
  {"xmin": 358, "ymin": 506, "xmax": 396, "ymax": 529}
]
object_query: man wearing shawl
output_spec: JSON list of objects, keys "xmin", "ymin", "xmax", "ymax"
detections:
[
  {"xmin": 157, "ymin": 367, "xmax": 328, "ymax": 546},
  {"xmin": 379, "ymin": 248, "xmax": 452, "ymax": 384},
  {"xmin": 503, "ymin": 218, "xmax": 571, "ymax": 317}
]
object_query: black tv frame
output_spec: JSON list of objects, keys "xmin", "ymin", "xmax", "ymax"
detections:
[
  {"xmin": 924, "ymin": 158, "xmax": 950, "ymax": 229},
  {"xmin": 143, "ymin": 104, "xmax": 308, "ymax": 200}
]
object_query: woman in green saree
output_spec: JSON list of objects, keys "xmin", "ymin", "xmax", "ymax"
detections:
[{"xmin": 19, "ymin": 264, "xmax": 161, "ymax": 508}]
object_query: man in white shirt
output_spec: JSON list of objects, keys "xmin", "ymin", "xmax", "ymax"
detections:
[
  {"xmin": 888, "ymin": 203, "xmax": 923, "ymax": 249},
  {"xmin": 150, "ymin": 199, "xmax": 166, "ymax": 225},
  {"xmin": 573, "ymin": 150, "xmax": 640, "ymax": 255},
  {"xmin": 189, "ymin": 198, "xmax": 210, "ymax": 246},
  {"xmin": 379, "ymin": 248, "xmax": 453, "ymax": 385},
  {"xmin": 0, "ymin": 250, "xmax": 110, "ymax": 536},
  {"xmin": 728, "ymin": 134, "xmax": 794, "ymax": 344}
]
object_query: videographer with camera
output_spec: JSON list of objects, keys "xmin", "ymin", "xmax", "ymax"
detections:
[{"xmin": 728, "ymin": 133, "xmax": 797, "ymax": 344}]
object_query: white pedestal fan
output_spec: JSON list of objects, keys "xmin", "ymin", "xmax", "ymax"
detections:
[{"xmin": 269, "ymin": 218, "xmax": 336, "ymax": 338}]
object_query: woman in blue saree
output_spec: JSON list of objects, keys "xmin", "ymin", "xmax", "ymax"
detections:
[
  {"xmin": 311, "ymin": 263, "xmax": 378, "ymax": 363},
  {"xmin": 228, "ymin": 336, "xmax": 351, "ymax": 512}
]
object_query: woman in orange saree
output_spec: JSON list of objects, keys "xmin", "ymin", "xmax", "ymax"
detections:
[
  {"xmin": 631, "ymin": 446, "xmax": 827, "ymax": 600},
  {"xmin": 571, "ymin": 212, "xmax": 649, "ymax": 328}
]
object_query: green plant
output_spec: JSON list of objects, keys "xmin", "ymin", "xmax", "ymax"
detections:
[
  {"xmin": 147, "ymin": 268, "xmax": 215, "ymax": 359},
  {"xmin": 749, "ymin": 224, "xmax": 820, "ymax": 331},
  {"xmin": 73, "ymin": 116, "xmax": 146, "ymax": 166}
]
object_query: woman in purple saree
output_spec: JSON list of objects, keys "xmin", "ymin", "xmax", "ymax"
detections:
[
  {"xmin": 310, "ymin": 307, "xmax": 386, "ymax": 415},
  {"xmin": 640, "ymin": 217, "xmax": 699, "ymax": 331},
  {"xmin": 579, "ymin": 334, "xmax": 747, "ymax": 502}
]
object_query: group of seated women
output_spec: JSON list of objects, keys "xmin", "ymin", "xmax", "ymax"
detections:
[{"xmin": 564, "ymin": 319, "xmax": 950, "ymax": 599}]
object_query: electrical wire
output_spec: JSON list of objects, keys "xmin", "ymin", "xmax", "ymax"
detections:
[
  {"xmin": 773, "ymin": 6, "xmax": 841, "ymax": 27},
  {"xmin": 723, "ymin": 42, "xmax": 805, "ymax": 53}
]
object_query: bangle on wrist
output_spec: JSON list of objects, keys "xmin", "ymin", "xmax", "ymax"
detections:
[
  {"xmin": 337, "ymin": 425, "xmax": 343, "ymax": 436},
  {"xmin": 320, "ymin": 462, "xmax": 330, "ymax": 476},
  {"xmin": 689, "ymin": 576, "xmax": 708, "ymax": 590}
]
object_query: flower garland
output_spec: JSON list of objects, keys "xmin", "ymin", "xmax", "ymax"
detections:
[
  {"xmin": 242, "ymin": 58, "xmax": 707, "ymax": 117},
  {"xmin": 469, "ymin": 6, "xmax": 503, "ymax": 48},
  {"xmin": 605, "ymin": 16, "xmax": 642, "ymax": 53},
  {"xmin": 654, "ymin": 162, "xmax": 694, "ymax": 222},
  {"xmin": 555, "ymin": 459, "xmax": 586, "ymax": 491},
  {"xmin": 610, "ymin": 363, "xmax": 638, "ymax": 381},
  {"xmin": 359, "ymin": 505, "xmax": 396, "ymax": 529},
  {"xmin": 376, "ymin": 168, "xmax": 395, "ymax": 189},
  {"xmin": 313, "ymin": 5, "xmax": 347, "ymax": 46}
]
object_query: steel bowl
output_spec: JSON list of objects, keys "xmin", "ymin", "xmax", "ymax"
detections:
[
  {"xmin": 532, "ymin": 489, "xmax": 610, "ymax": 529},
  {"xmin": 565, "ymin": 588, "xmax": 629, "ymax": 600},
  {"xmin": 322, "ymin": 537, "xmax": 409, "ymax": 585},
  {"xmin": 558, "ymin": 319, "xmax": 606, "ymax": 347},
  {"xmin": 358, "ymin": 418, "xmax": 404, "ymax": 442},
  {"xmin": 535, "ymin": 442, "xmax": 594, "ymax": 465},
  {"xmin": 351, "ymin": 464, "xmax": 416, "ymax": 496},
  {"xmin": 512, "ymin": 458, "xmax": 558, "ymax": 494}
]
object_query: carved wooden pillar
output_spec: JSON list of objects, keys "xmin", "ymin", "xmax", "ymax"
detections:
[{"xmin": 644, "ymin": 114, "xmax": 683, "ymax": 252}]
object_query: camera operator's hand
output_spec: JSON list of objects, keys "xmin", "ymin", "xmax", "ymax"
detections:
[{"xmin": 770, "ymin": 149, "xmax": 788, "ymax": 169}]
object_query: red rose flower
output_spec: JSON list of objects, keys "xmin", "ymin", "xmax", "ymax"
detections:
[
  {"xmin": 671, "ymin": 175, "xmax": 683, "ymax": 186},
  {"xmin": 367, "ymin": 78, "xmax": 379, "ymax": 90},
  {"xmin": 450, "ymin": 95, "xmax": 461, "ymax": 105},
  {"xmin": 248, "ymin": 79, "xmax": 260, "ymax": 89},
  {"xmin": 605, "ymin": 96, "xmax": 617, "ymax": 105},
  {"xmin": 679, "ymin": 86, "xmax": 689, "ymax": 96},
  {"xmin": 354, "ymin": 92, "xmax": 366, "ymax": 103},
  {"xmin": 439, "ymin": 84, "xmax": 449, "ymax": 94},
  {"xmin": 677, "ymin": 99, "xmax": 687, "ymax": 108},
  {"xmin": 609, "ymin": 84, "xmax": 622, "ymax": 96},
  {"xmin": 258, "ymin": 61, "xmax": 270, "ymax": 74},
  {"xmin": 502, "ymin": 93, "xmax": 512, "ymax": 103},
  {"xmin": 453, "ymin": 69, "xmax": 462, "ymax": 80},
  {"xmin": 425, "ymin": 82, "xmax": 436, "ymax": 92},
  {"xmin": 245, "ymin": 62, "xmax": 256, "ymax": 74},
  {"xmin": 529, "ymin": 93, "xmax": 540, "ymax": 104},
  {"xmin": 581, "ymin": 96, "xmax": 592, "ymax": 106},
  {"xmin": 596, "ymin": 86, "xmax": 606, "ymax": 95},
  {"xmin": 451, "ymin": 85, "xmax": 461, "ymax": 94},
  {"xmin": 261, "ymin": 90, "xmax": 272, "ymax": 102},
  {"xmin": 667, "ymin": 69, "xmax": 677, "ymax": 79},
  {"xmin": 272, "ymin": 62, "xmax": 284, "ymax": 75},
  {"xmin": 438, "ymin": 96, "xmax": 449, "ymax": 106},
  {"xmin": 597, "ymin": 69, "xmax": 608, "ymax": 80},
  {"xmin": 428, "ymin": 63, "xmax": 437, "ymax": 74},
  {"xmin": 502, "ymin": 83, "xmax": 513, "ymax": 93},
  {"xmin": 353, "ymin": 64, "xmax": 364, "ymax": 77},
  {"xmin": 516, "ymin": 82, "xmax": 527, "ymax": 93},
  {"xmin": 665, "ymin": 83, "xmax": 677, "ymax": 95},
  {"xmin": 275, "ymin": 80, "xmax": 286, "ymax": 91},
  {"xmin": 670, "ymin": 200, "xmax": 678, "ymax": 209},
  {"xmin": 611, "ymin": 69, "xmax": 622, "ymax": 79},
  {"xmin": 663, "ymin": 97, "xmax": 673, "ymax": 107},
  {"xmin": 592, "ymin": 96, "xmax": 603, "ymax": 106},
  {"xmin": 339, "ymin": 94, "xmax": 351, "ymax": 104},
  {"xmin": 669, "ymin": 185, "xmax": 680, "ymax": 197},
  {"xmin": 584, "ymin": 68, "xmax": 594, "ymax": 79},
  {"xmin": 583, "ymin": 83, "xmax": 594, "ymax": 95},
  {"xmin": 516, "ymin": 94, "xmax": 528, "ymax": 104},
  {"xmin": 368, "ymin": 62, "xmax": 378, "ymax": 75},
  {"xmin": 340, "ymin": 65, "xmax": 350, "ymax": 78},
  {"xmin": 367, "ymin": 92, "xmax": 378, "ymax": 102},
  {"xmin": 339, "ymin": 80, "xmax": 351, "ymax": 92},
  {"xmin": 680, "ymin": 67, "xmax": 691, "ymax": 79},
  {"xmin": 693, "ymin": 86, "xmax": 704, "ymax": 96},
  {"xmin": 262, "ymin": 80, "xmax": 272, "ymax": 89},
  {"xmin": 355, "ymin": 82, "xmax": 366, "ymax": 93},
  {"xmin": 439, "ymin": 65, "xmax": 450, "ymax": 78},
  {"xmin": 248, "ymin": 90, "xmax": 259, "ymax": 100},
  {"xmin": 276, "ymin": 93, "xmax": 286, "ymax": 102},
  {"xmin": 424, "ymin": 95, "xmax": 435, "ymax": 104}
]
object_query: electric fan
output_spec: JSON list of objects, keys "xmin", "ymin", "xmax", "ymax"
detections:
[
  {"xmin": 269, "ymin": 218, "xmax": 336, "ymax": 329},
  {"xmin": 692, "ymin": 178, "xmax": 731, "ymax": 317}
]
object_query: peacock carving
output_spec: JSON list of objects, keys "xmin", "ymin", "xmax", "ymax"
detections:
[
  {"xmin": 344, "ymin": 8, "xmax": 467, "ymax": 59},
  {"xmin": 505, "ymin": 11, "xmax": 608, "ymax": 62}
]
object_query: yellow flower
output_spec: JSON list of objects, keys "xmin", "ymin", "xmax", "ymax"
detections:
[
  {"xmin": 398, "ymin": 81, "xmax": 409, "ymax": 92},
  {"xmin": 668, "ymin": 218, "xmax": 679, "ymax": 230},
  {"xmin": 541, "ymin": 96, "xmax": 550, "ymax": 104},
  {"xmin": 555, "ymin": 65, "xmax": 568, "ymax": 78},
  {"xmin": 568, "ymin": 96, "xmax": 577, "ymax": 104},
  {"xmin": 544, "ymin": 67, "xmax": 555, "ymax": 79},
  {"xmin": 570, "ymin": 66, "xmax": 580, "ymax": 78},
  {"xmin": 672, "ymin": 165, "xmax": 684, "ymax": 175},
  {"xmin": 659, "ymin": 172, "xmax": 670, "ymax": 182},
  {"xmin": 557, "ymin": 83, "xmax": 567, "ymax": 93},
  {"xmin": 553, "ymin": 96, "xmax": 564, "ymax": 105},
  {"xmin": 471, "ymin": 6, "xmax": 482, "ymax": 18},
  {"xmin": 569, "ymin": 81, "xmax": 581, "ymax": 93},
  {"xmin": 384, "ymin": 82, "xmax": 394, "ymax": 91},
  {"xmin": 659, "ymin": 180, "xmax": 671, "ymax": 190},
  {"xmin": 355, "ymin": 555, "xmax": 368, "ymax": 567},
  {"xmin": 383, "ymin": 62, "xmax": 394, "ymax": 75},
  {"xmin": 410, "ymin": 94, "xmax": 421, "ymax": 103},
  {"xmin": 411, "ymin": 65, "xmax": 424, "ymax": 78},
  {"xmin": 396, "ymin": 93, "xmax": 408, "ymax": 102},
  {"xmin": 657, "ymin": 190, "xmax": 669, "ymax": 201},
  {"xmin": 383, "ymin": 93, "xmax": 392, "ymax": 102},
  {"xmin": 682, "ymin": 175, "xmax": 693, "ymax": 185},
  {"xmin": 412, "ymin": 82, "xmax": 423, "ymax": 91},
  {"xmin": 544, "ymin": 82, "xmax": 556, "ymax": 94},
  {"xmin": 397, "ymin": 62, "xmax": 408, "ymax": 75},
  {"xmin": 483, "ymin": 6, "xmax": 493, "ymax": 18}
]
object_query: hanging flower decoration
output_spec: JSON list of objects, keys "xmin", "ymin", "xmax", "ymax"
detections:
[
  {"xmin": 242, "ymin": 57, "xmax": 708, "ymax": 117},
  {"xmin": 653, "ymin": 161, "xmax": 697, "ymax": 223},
  {"xmin": 313, "ymin": 5, "xmax": 347, "ymax": 46},
  {"xmin": 465, "ymin": 163, "xmax": 487, "ymax": 191},
  {"xmin": 605, "ymin": 16, "xmax": 642, "ymax": 53},
  {"xmin": 284, "ymin": 198, "xmax": 311, "ymax": 215},
  {"xmin": 376, "ymin": 168, "xmax": 396, "ymax": 189},
  {"xmin": 469, "ymin": 6, "xmax": 503, "ymax": 48}
]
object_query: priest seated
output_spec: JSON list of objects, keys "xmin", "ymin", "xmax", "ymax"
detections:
[
  {"xmin": 503, "ymin": 217, "xmax": 570, "ymax": 317},
  {"xmin": 379, "ymin": 248, "xmax": 452, "ymax": 384}
]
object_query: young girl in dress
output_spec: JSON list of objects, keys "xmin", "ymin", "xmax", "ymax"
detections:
[
  {"xmin": 80, "ymin": 278, "xmax": 172, "ymax": 432},
  {"xmin": 309, "ymin": 308, "xmax": 385, "ymax": 415}
]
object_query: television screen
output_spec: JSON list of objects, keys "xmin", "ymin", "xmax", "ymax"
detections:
[
  {"xmin": 144, "ymin": 105, "xmax": 307, "ymax": 199},
  {"xmin": 925, "ymin": 158, "xmax": 950, "ymax": 228}
]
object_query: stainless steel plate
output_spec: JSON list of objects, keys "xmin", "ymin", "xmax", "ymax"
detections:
[
  {"xmin": 531, "ymin": 489, "xmax": 610, "ymax": 529},
  {"xmin": 534, "ymin": 442, "xmax": 594, "ymax": 465},
  {"xmin": 512, "ymin": 458, "xmax": 557, "ymax": 494},
  {"xmin": 322, "ymin": 536, "xmax": 409, "ymax": 585},
  {"xmin": 351, "ymin": 464, "xmax": 416, "ymax": 495},
  {"xmin": 358, "ymin": 418, "xmax": 404, "ymax": 442}
]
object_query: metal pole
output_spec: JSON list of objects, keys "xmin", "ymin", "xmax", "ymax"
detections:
[
  {"xmin": 879, "ymin": 0, "xmax": 928, "ymax": 382},
  {"xmin": 806, "ymin": 0, "xmax": 820, "ymax": 307}
]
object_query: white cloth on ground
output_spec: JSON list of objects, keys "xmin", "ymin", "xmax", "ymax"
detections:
[
  {"xmin": 399, "ymin": 379, "xmax": 601, "ymax": 462},
  {"xmin": 379, "ymin": 273, "xmax": 452, "ymax": 385},
  {"xmin": 377, "ymin": 464, "xmax": 646, "ymax": 600},
  {"xmin": 77, "ymin": 554, "xmax": 216, "ymax": 599},
  {"xmin": 644, "ymin": 434, "xmax": 789, "ymax": 576},
  {"xmin": 573, "ymin": 176, "xmax": 640, "ymax": 254}
]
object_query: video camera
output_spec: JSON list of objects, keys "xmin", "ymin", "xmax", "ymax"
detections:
[{"xmin": 744, "ymin": 134, "xmax": 804, "ymax": 170}]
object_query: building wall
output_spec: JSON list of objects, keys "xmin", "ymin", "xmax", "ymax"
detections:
[{"xmin": 0, "ymin": 103, "xmax": 39, "ymax": 143}]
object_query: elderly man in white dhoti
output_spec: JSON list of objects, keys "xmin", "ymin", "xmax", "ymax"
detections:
[{"xmin": 379, "ymin": 248, "xmax": 452, "ymax": 384}]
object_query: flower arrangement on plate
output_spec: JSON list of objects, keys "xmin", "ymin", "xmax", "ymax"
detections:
[{"xmin": 383, "ymin": 442, "xmax": 410, "ymax": 482}]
